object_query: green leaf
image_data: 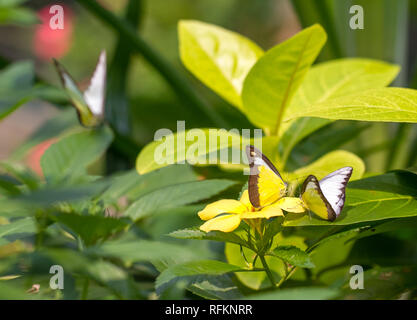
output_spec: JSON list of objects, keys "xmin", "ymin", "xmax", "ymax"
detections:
[
  {"xmin": 279, "ymin": 58, "xmax": 398, "ymax": 160},
  {"xmin": 290, "ymin": 150, "xmax": 365, "ymax": 182},
  {"xmin": 53, "ymin": 213, "xmax": 129, "ymax": 246},
  {"xmin": 124, "ymin": 179, "xmax": 237, "ymax": 221},
  {"xmin": 100, "ymin": 165, "xmax": 197, "ymax": 205},
  {"xmin": 0, "ymin": 217, "xmax": 36, "ymax": 238},
  {"xmin": 0, "ymin": 61, "xmax": 34, "ymax": 120},
  {"xmin": 242, "ymin": 24, "xmax": 327, "ymax": 135},
  {"xmin": 0, "ymin": 6, "xmax": 38, "ymax": 25},
  {"xmin": 284, "ymin": 171, "xmax": 417, "ymax": 226},
  {"xmin": 0, "ymin": 175, "xmax": 21, "ymax": 196},
  {"xmin": 156, "ymin": 260, "xmax": 243, "ymax": 291},
  {"xmin": 41, "ymin": 126, "xmax": 114, "ymax": 182},
  {"xmin": 87, "ymin": 239, "xmax": 198, "ymax": 265},
  {"xmin": 179, "ymin": 20, "xmax": 264, "ymax": 110},
  {"xmin": 286, "ymin": 58, "xmax": 399, "ymax": 119},
  {"xmin": 169, "ymin": 228, "xmax": 248, "ymax": 248},
  {"xmin": 279, "ymin": 117, "xmax": 331, "ymax": 166},
  {"xmin": 248, "ymin": 287, "xmax": 338, "ymax": 300},
  {"xmin": 136, "ymin": 128, "xmax": 247, "ymax": 174},
  {"xmin": 187, "ymin": 274, "xmax": 243, "ymax": 300},
  {"xmin": 269, "ymin": 245, "xmax": 315, "ymax": 268},
  {"xmin": 85, "ymin": 260, "xmax": 143, "ymax": 299},
  {"xmin": 285, "ymin": 88, "xmax": 417, "ymax": 123},
  {"xmin": 288, "ymin": 122, "xmax": 370, "ymax": 170}
]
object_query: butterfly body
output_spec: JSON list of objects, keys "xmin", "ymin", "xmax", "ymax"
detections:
[{"xmin": 54, "ymin": 51, "xmax": 107, "ymax": 128}]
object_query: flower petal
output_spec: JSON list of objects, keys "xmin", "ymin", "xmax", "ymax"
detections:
[
  {"xmin": 241, "ymin": 204, "xmax": 284, "ymax": 219},
  {"xmin": 198, "ymin": 200, "xmax": 246, "ymax": 221},
  {"xmin": 200, "ymin": 214, "xmax": 242, "ymax": 232},
  {"xmin": 277, "ymin": 197, "xmax": 306, "ymax": 213},
  {"xmin": 239, "ymin": 190, "xmax": 252, "ymax": 208}
]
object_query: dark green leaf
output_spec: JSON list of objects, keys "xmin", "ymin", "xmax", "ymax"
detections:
[
  {"xmin": 53, "ymin": 213, "xmax": 130, "ymax": 246},
  {"xmin": 124, "ymin": 179, "xmax": 237, "ymax": 221},
  {"xmin": 41, "ymin": 126, "xmax": 114, "ymax": 183},
  {"xmin": 156, "ymin": 260, "xmax": 243, "ymax": 291}
]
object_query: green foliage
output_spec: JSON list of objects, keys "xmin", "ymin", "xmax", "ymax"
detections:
[
  {"xmin": 242, "ymin": 24, "xmax": 327, "ymax": 135},
  {"xmin": 1, "ymin": 11, "xmax": 417, "ymax": 300},
  {"xmin": 156, "ymin": 260, "xmax": 244, "ymax": 292},
  {"xmin": 286, "ymin": 88, "xmax": 417, "ymax": 122},
  {"xmin": 269, "ymin": 245, "xmax": 315, "ymax": 268},
  {"xmin": 41, "ymin": 126, "xmax": 114, "ymax": 183},
  {"xmin": 0, "ymin": 62, "xmax": 34, "ymax": 120},
  {"xmin": 248, "ymin": 287, "xmax": 338, "ymax": 300},
  {"xmin": 0, "ymin": 0, "xmax": 38, "ymax": 25},
  {"xmin": 179, "ymin": 20, "xmax": 264, "ymax": 110},
  {"xmin": 124, "ymin": 179, "xmax": 237, "ymax": 221}
]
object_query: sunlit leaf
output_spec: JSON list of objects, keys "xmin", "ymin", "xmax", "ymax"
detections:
[
  {"xmin": 286, "ymin": 58, "xmax": 399, "ymax": 118},
  {"xmin": 285, "ymin": 88, "xmax": 417, "ymax": 123},
  {"xmin": 136, "ymin": 128, "xmax": 248, "ymax": 174},
  {"xmin": 242, "ymin": 24, "xmax": 327, "ymax": 135},
  {"xmin": 289, "ymin": 150, "xmax": 365, "ymax": 183},
  {"xmin": 179, "ymin": 20, "xmax": 264, "ymax": 109}
]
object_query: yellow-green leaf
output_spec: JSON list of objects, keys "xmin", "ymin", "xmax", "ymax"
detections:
[
  {"xmin": 179, "ymin": 20, "xmax": 264, "ymax": 109},
  {"xmin": 136, "ymin": 128, "xmax": 252, "ymax": 174},
  {"xmin": 242, "ymin": 24, "xmax": 327, "ymax": 135},
  {"xmin": 290, "ymin": 150, "xmax": 365, "ymax": 182},
  {"xmin": 286, "ymin": 58, "xmax": 400, "ymax": 118},
  {"xmin": 285, "ymin": 88, "xmax": 417, "ymax": 122}
]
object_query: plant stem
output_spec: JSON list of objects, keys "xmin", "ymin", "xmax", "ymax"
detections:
[
  {"xmin": 259, "ymin": 255, "xmax": 275, "ymax": 287},
  {"xmin": 276, "ymin": 266, "xmax": 297, "ymax": 288},
  {"xmin": 78, "ymin": 0, "xmax": 228, "ymax": 128}
]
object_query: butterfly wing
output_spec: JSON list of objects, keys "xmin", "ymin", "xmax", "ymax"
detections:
[
  {"xmin": 53, "ymin": 59, "xmax": 94, "ymax": 127},
  {"xmin": 318, "ymin": 166, "xmax": 353, "ymax": 218},
  {"xmin": 246, "ymin": 145, "xmax": 287, "ymax": 208},
  {"xmin": 301, "ymin": 167, "xmax": 353, "ymax": 221},
  {"xmin": 83, "ymin": 50, "xmax": 106, "ymax": 118},
  {"xmin": 301, "ymin": 175, "xmax": 335, "ymax": 221}
]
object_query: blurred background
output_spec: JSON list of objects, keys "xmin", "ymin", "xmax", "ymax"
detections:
[{"xmin": 0, "ymin": 0, "xmax": 417, "ymax": 173}]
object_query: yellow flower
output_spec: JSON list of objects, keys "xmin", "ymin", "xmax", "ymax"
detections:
[{"xmin": 198, "ymin": 190, "xmax": 305, "ymax": 233}]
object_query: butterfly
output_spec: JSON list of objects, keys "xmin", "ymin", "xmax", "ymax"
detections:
[
  {"xmin": 246, "ymin": 145, "xmax": 287, "ymax": 208},
  {"xmin": 53, "ymin": 50, "xmax": 107, "ymax": 128},
  {"xmin": 301, "ymin": 167, "xmax": 353, "ymax": 221}
]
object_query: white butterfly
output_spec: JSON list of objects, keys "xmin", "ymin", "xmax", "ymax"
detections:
[
  {"xmin": 54, "ymin": 51, "xmax": 107, "ymax": 127},
  {"xmin": 301, "ymin": 167, "xmax": 353, "ymax": 221}
]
